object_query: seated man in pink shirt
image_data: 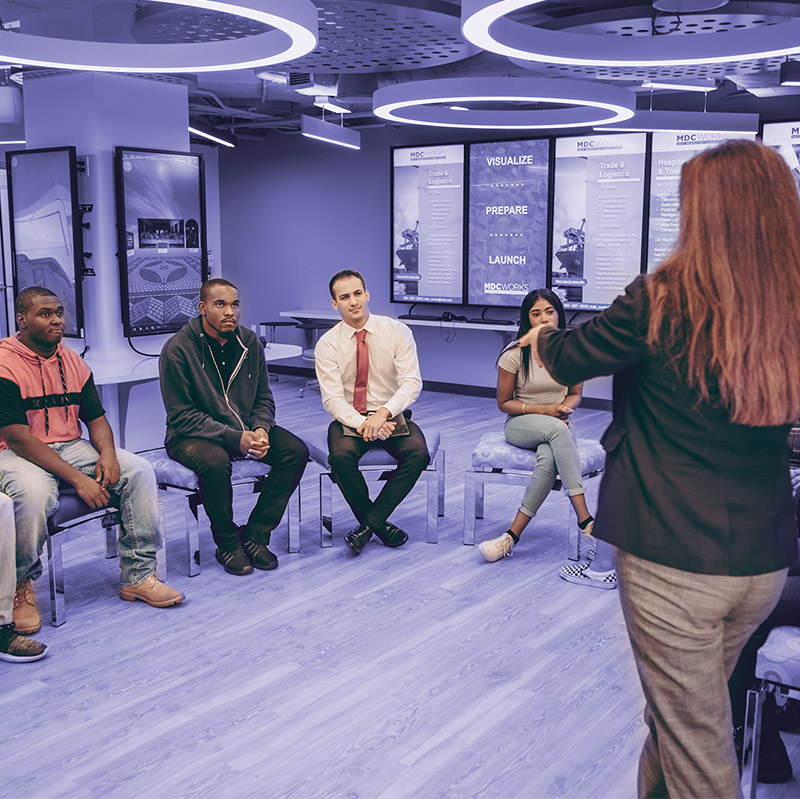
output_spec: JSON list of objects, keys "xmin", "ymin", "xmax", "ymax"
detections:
[{"xmin": 0, "ymin": 287, "xmax": 182, "ymax": 635}]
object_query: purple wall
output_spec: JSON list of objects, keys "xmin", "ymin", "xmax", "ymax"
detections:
[
  {"xmin": 219, "ymin": 127, "xmax": 612, "ymax": 398},
  {"xmin": 220, "ymin": 127, "xmax": 533, "ymax": 391}
]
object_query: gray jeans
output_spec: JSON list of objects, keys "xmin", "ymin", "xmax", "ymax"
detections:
[
  {"xmin": 617, "ymin": 549, "xmax": 787, "ymax": 799},
  {"xmin": 504, "ymin": 413, "xmax": 584, "ymax": 518},
  {"xmin": 0, "ymin": 439, "xmax": 163, "ymax": 588}
]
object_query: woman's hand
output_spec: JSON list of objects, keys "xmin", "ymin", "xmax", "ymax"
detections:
[
  {"xmin": 540, "ymin": 403, "xmax": 572, "ymax": 419},
  {"xmin": 554, "ymin": 404, "xmax": 573, "ymax": 420},
  {"xmin": 515, "ymin": 325, "xmax": 544, "ymax": 366}
]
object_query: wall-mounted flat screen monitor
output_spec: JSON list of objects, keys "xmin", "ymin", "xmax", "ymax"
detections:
[
  {"xmin": 647, "ymin": 130, "xmax": 755, "ymax": 272},
  {"xmin": 391, "ymin": 144, "xmax": 465, "ymax": 304},
  {"xmin": 467, "ymin": 137, "xmax": 549, "ymax": 307},
  {"xmin": 115, "ymin": 147, "xmax": 208, "ymax": 337},
  {"xmin": 550, "ymin": 132, "xmax": 647, "ymax": 311},
  {"xmin": 762, "ymin": 120, "xmax": 800, "ymax": 194},
  {"xmin": 6, "ymin": 146, "xmax": 84, "ymax": 337}
]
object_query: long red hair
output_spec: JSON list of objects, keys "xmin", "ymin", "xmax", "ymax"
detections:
[{"xmin": 647, "ymin": 139, "xmax": 800, "ymax": 426}]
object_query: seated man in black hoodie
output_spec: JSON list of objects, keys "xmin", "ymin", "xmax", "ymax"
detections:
[{"xmin": 160, "ymin": 278, "xmax": 308, "ymax": 576}]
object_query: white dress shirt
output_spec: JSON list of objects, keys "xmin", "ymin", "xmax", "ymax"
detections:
[{"xmin": 315, "ymin": 314, "xmax": 422, "ymax": 429}]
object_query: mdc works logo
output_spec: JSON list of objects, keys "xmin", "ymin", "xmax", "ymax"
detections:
[
  {"xmin": 485, "ymin": 282, "xmax": 529, "ymax": 295},
  {"xmin": 409, "ymin": 149, "xmax": 447, "ymax": 161}
]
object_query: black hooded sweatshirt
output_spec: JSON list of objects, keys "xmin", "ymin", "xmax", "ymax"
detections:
[{"xmin": 160, "ymin": 316, "xmax": 275, "ymax": 451}]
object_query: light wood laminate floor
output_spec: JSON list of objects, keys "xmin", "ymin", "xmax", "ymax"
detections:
[{"xmin": 3, "ymin": 377, "xmax": 798, "ymax": 799}]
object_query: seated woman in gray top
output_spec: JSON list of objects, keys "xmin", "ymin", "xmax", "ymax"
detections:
[{"xmin": 478, "ymin": 288, "xmax": 616, "ymax": 589}]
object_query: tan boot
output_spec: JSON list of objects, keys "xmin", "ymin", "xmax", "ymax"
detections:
[
  {"xmin": 119, "ymin": 574, "xmax": 183, "ymax": 608},
  {"xmin": 13, "ymin": 578, "xmax": 41, "ymax": 634}
]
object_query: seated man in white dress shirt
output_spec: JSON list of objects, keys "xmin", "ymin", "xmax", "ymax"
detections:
[{"xmin": 315, "ymin": 270, "xmax": 429, "ymax": 556}]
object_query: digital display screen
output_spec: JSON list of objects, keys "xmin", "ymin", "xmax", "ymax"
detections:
[
  {"xmin": 391, "ymin": 144, "xmax": 465, "ymax": 304},
  {"xmin": 550, "ymin": 133, "xmax": 646, "ymax": 311},
  {"xmin": 467, "ymin": 138, "xmax": 549, "ymax": 306},
  {"xmin": 762, "ymin": 121, "xmax": 800, "ymax": 195},
  {"xmin": 116, "ymin": 148, "xmax": 207, "ymax": 337},
  {"xmin": 7, "ymin": 147, "xmax": 83, "ymax": 337},
  {"xmin": 647, "ymin": 130, "xmax": 755, "ymax": 272}
]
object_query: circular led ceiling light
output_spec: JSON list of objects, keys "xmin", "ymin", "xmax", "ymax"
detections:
[
  {"xmin": 461, "ymin": 0, "xmax": 800, "ymax": 67},
  {"xmin": 652, "ymin": 0, "xmax": 729, "ymax": 10},
  {"xmin": 373, "ymin": 77, "xmax": 635, "ymax": 130},
  {"xmin": 0, "ymin": 0, "xmax": 318, "ymax": 73}
]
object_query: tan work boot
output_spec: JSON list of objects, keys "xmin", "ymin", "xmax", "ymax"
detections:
[
  {"xmin": 119, "ymin": 575, "xmax": 184, "ymax": 608},
  {"xmin": 13, "ymin": 578, "xmax": 41, "ymax": 634}
]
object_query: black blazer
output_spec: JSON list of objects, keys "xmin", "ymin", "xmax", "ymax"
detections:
[{"xmin": 538, "ymin": 276, "xmax": 796, "ymax": 576}]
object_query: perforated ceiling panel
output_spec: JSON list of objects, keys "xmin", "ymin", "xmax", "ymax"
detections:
[
  {"xmin": 132, "ymin": 3, "xmax": 269, "ymax": 43},
  {"xmin": 283, "ymin": 1, "xmax": 476, "ymax": 73},
  {"xmin": 131, "ymin": 0, "xmax": 476, "ymax": 73}
]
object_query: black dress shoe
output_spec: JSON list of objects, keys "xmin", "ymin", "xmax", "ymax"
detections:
[
  {"xmin": 344, "ymin": 522, "xmax": 373, "ymax": 556},
  {"xmin": 374, "ymin": 522, "xmax": 408, "ymax": 548}
]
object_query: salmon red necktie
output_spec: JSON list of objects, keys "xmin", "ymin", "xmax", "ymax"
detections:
[{"xmin": 353, "ymin": 329, "xmax": 369, "ymax": 413}]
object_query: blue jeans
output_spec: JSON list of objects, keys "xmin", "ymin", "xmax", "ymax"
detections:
[
  {"xmin": 0, "ymin": 493, "xmax": 15, "ymax": 626},
  {"xmin": 504, "ymin": 413, "xmax": 584, "ymax": 518},
  {"xmin": 0, "ymin": 439, "xmax": 162, "ymax": 587}
]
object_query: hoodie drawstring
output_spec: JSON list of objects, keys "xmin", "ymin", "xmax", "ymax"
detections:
[{"xmin": 35, "ymin": 352, "xmax": 70, "ymax": 435}]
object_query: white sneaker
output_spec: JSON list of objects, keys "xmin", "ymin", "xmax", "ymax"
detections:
[{"xmin": 478, "ymin": 532, "xmax": 515, "ymax": 562}]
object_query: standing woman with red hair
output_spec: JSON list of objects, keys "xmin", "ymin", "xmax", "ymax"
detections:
[{"xmin": 518, "ymin": 139, "xmax": 800, "ymax": 798}]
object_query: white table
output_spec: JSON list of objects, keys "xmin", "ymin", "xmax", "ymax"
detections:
[{"xmin": 86, "ymin": 343, "xmax": 302, "ymax": 448}]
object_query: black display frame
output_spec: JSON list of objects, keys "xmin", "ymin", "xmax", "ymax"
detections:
[
  {"xmin": 548, "ymin": 130, "xmax": 649, "ymax": 313},
  {"xmin": 389, "ymin": 142, "xmax": 468, "ymax": 306},
  {"xmin": 6, "ymin": 145, "xmax": 85, "ymax": 337},
  {"xmin": 114, "ymin": 145, "xmax": 209, "ymax": 338},
  {"xmin": 390, "ymin": 127, "xmax": 759, "ymax": 316},
  {"xmin": 463, "ymin": 134, "xmax": 553, "ymax": 310}
]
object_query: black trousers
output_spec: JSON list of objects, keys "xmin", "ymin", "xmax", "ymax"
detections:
[
  {"xmin": 166, "ymin": 425, "xmax": 308, "ymax": 550},
  {"xmin": 327, "ymin": 418, "xmax": 430, "ymax": 531}
]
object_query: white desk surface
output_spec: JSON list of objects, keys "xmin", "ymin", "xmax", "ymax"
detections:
[
  {"xmin": 280, "ymin": 309, "xmax": 517, "ymax": 334},
  {"xmin": 86, "ymin": 343, "xmax": 302, "ymax": 386}
]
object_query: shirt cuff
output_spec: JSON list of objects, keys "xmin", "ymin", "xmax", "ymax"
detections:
[{"xmin": 339, "ymin": 409, "xmax": 367, "ymax": 429}]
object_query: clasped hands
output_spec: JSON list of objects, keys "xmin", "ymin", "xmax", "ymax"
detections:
[
  {"xmin": 357, "ymin": 408, "xmax": 395, "ymax": 442},
  {"xmin": 241, "ymin": 428, "xmax": 270, "ymax": 460},
  {"xmin": 74, "ymin": 450, "xmax": 120, "ymax": 510}
]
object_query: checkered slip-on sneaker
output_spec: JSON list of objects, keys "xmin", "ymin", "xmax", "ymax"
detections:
[{"xmin": 559, "ymin": 562, "xmax": 617, "ymax": 590}]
